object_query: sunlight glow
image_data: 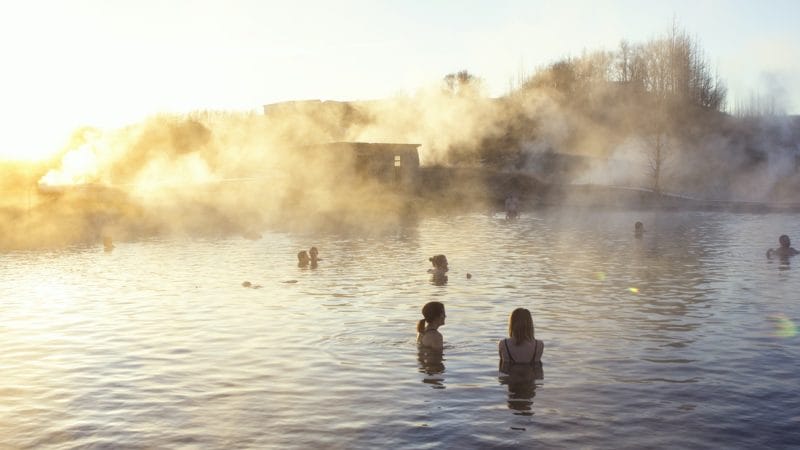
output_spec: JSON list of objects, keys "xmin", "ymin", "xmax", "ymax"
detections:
[
  {"xmin": 39, "ymin": 144, "xmax": 99, "ymax": 187},
  {"xmin": 769, "ymin": 314, "xmax": 797, "ymax": 338},
  {"xmin": 0, "ymin": 121, "xmax": 70, "ymax": 162},
  {"xmin": 594, "ymin": 272, "xmax": 606, "ymax": 281}
]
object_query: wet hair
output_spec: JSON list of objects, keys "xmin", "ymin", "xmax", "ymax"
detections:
[
  {"xmin": 779, "ymin": 235, "xmax": 791, "ymax": 247},
  {"xmin": 297, "ymin": 251, "xmax": 309, "ymax": 266},
  {"xmin": 508, "ymin": 308, "xmax": 535, "ymax": 345},
  {"xmin": 309, "ymin": 246, "xmax": 319, "ymax": 258},
  {"xmin": 634, "ymin": 221, "xmax": 644, "ymax": 232},
  {"xmin": 417, "ymin": 301, "xmax": 445, "ymax": 333},
  {"xmin": 429, "ymin": 254, "xmax": 448, "ymax": 269}
]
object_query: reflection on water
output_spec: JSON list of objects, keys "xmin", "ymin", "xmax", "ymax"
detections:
[
  {"xmin": 1, "ymin": 209, "xmax": 799, "ymax": 448},
  {"xmin": 770, "ymin": 255, "xmax": 793, "ymax": 270},
  {"xmin": 499, "ymin": 364, "xmax": 544, "ymax": 415},
  {"xmin": 417, "ymin": 349, "xmax": 446, "ymax": 389},
  {"xmin": 429, "ymin": 273, "xmax": 448, "ymax": 286}
]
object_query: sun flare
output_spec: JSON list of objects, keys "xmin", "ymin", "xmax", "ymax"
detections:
[{"xmin": 0, "ymin": 114, "xmax": 75, "ymax": 163}]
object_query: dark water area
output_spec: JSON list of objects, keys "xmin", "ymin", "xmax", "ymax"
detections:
[{"xmin": 1, "ymin": 208, "xmax": 798, "ymax": 448}]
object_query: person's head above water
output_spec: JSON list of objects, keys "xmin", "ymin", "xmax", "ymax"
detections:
[
  {"xmin": 767, "ymin": 234, "xmax": 799, "ymax": 259},
  {"xmin": 309, "ymin": 246, "xmax": 319, "ymax": 260},
  {"xmin": 508, "ymin": 308, "xmax": 535, "ymax": 345},
  {"xmin": 417, "ymin": 301, "xmax": 446, "ymax": 333},
  {"xmin": 297, "ymin": 250, "xmax": 309, "ymax": 266},
  {"xmin": 429, "ymin": 254, "xmax": 448, "ymax": 271},
  {"xmin": 634, "ymin": 221, "xmax": 644, "ymax": 233}
]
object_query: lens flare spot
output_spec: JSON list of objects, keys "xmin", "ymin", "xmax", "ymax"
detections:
[
  {"xmin": 594, "ymin": 271, "xmax": 606, "ymax": 281},
  {"xmin": 769, "ymin": 314, "xmax": 797, "ymax": 338},
  {"xmin": 628, "ymin": 287, "xmax": 639, "ymax": 294}
]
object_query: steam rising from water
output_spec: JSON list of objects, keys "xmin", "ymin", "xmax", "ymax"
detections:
[
  {"xmin": 1, "ymin": 77, "xmax": 798, "ymax": 250},
  {"xmin": 0, "ymin": 86, "xmax": 502, "ymax": 249}
]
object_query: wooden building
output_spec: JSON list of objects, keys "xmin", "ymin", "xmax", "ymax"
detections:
[{"xmin": 307, "ymin": 142, "xmax": 421, "ymax": 191}]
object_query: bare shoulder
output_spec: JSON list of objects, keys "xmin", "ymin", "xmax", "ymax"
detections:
[
  {"xmin": 421, "ymin": 330, "xmax": 443, "ymax": 350},
  {"xmin": 534, "ymin": 339, "xmax": 545, "ymax": 361}
]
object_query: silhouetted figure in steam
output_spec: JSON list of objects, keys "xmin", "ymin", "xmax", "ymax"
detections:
[
  {"xmin": 297, "ymin": 250, "xmax": 310, "ymax": 268},
  {"xmin": 309, "ymin": 246, "xmax": 320, "ymax": 268},
  {"xmin": 505, "ymin": 194, "xmax": 520, "ymax": 220},
  {"xmin": 103, "ymin": 236, "xmax": 115, "ymax": 252},
  {"xmin": 428, "ymin": 254, "xmax": 449, "ymax": 285},
  {"xmin": 634, "ymin": 221, "xmax": 645, "ymax": 238},
  {"xmin": 767, "ymin": 235, "xmax": 799, "ymax": 259}
]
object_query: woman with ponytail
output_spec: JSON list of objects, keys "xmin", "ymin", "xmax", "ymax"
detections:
[{"xmin": 417, "ymin": 301, "xmax": 446, "ymax": 351}]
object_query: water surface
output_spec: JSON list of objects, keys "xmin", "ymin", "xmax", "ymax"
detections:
[{"xmin": 1, "ymin": 209, "xmax": 799, "ymax": 448}]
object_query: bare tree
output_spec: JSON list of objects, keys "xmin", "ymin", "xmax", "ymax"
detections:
[
  {"xmin": 643, "ymin": 120, "xmax": 671, "ymax": 194},
  {"xmin": 633, "ymin": 23, "xmax": 726, "ymax": 194},
  {"xmin": 443, "ymin": 70, "xmax": 483, "ymax": 97}
]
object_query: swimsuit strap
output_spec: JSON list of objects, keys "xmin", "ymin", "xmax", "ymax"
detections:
[
  {"xmin": 503, "ymin": 338, "xmax": 516, "ymax": 364},
  {"xmin": 529, "ymin": 339, "xmax": 540, "ymax": 364}
]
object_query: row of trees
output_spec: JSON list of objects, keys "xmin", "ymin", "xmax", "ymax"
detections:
[
  {"xmin": 494, "ymin": 24, "xmax": 729, "ymax": 194},
  {"xmin": 525, "ymin": 23, "xmax": 727, "ymax": 113}
]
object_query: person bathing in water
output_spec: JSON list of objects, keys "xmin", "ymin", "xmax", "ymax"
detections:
[
  {"xmin": 499, "ymin": 308, "xmax": 544, "ymax": 369},
  {"xmin": 505, "ymin": 194, "xmax": 520, "ymax": 220},
  {"xmin": 417, "ymin": 301, "xmax": 446, "ymax": 351},
  {"xmin": 297, "ymin": 250, "xmax": 310, "ymax": 268},
  {"xmin": 767, "ymin": 235, "xmax": 799, "ymax": 259},
  {"xmin": 634, "ymin": 221, "xmax": 645, "ymax": 237},
  {"xmin": 309, "ymin": 246, "xmax": 320, "ymax": 267},
  {"xmin": 428, "ymin": 254, "xmax": 449, "ymax": 284}
]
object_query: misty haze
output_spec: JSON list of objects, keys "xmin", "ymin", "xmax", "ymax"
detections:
[
  {"xmin": 2, "ymin": 26, "xmax": 799, "ymax": 250},
  {"xmin": 1, "ymin": 9, "xmax": 799, "ymax": 450}
]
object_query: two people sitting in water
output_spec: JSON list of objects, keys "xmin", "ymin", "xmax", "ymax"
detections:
[
  {"xmin": 297, "ymin": 246, "xmax": 320, "ymax": 268},
  {"xmin": 767, "ymin": 235, "xmax": 799, "ymax": 259},
  {"xmin": 416, "ymin": 301, "xmax": 544, "ymax": 368}
]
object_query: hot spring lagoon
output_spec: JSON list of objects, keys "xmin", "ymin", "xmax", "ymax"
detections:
[{"xmin": 1, "ymin": 208, "xmax": 798, "ymax": 448}]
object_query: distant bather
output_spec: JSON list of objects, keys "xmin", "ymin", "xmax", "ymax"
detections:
[
  {"xmin": 767, "ymin": 235, "xmax": 799, "ymax": 259},
  {"xmin": 103, "ymin": 236, "xmax": 115, "ymax": 252},
  {"xmin": 297, "ymin": 250, "xmax": 310, "ymax": 268},
  {"xmin": 634, "ymin": 221, "xmax": 645, "ymax": 237},
  {"xmin": 428, "ymin": 254, "xmax": 449, "ymax": 285},
  {"xmin": 505, "ymin": 195, "xmax": 520, "ymax": 220}
]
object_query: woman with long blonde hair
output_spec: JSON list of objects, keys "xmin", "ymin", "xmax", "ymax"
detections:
[{"xmin": 499, "ymin": 308, "xmax": 543, "ymax": 367}]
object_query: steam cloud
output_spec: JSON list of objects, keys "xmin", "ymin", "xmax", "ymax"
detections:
[{"xmin": 2, "ymin": 40, "xmax": 799, "ymax": 250}]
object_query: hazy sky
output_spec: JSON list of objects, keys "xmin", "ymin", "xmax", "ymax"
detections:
[{"xmin": 2, "ymin": 0, "xmax": 799, "ymax": 160}]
